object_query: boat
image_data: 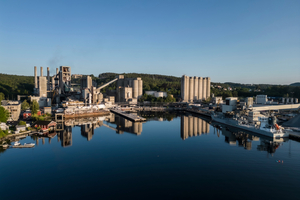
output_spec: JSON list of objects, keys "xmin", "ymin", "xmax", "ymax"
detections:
[
  {"xmin": 211, "ymin": 113, "xmax": 290, "ymax": 138},
  {"xmin": 14, "ymin": 141, "xmax": 21, "ymax": 146},
  {"xmin": 12, "ymin": 143, "xmax": 35, "ymax": 148}
]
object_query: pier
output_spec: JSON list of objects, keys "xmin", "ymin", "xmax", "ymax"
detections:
[{"xmin": 110, "ymin": 108, "xmax": 146, "ymax": 122}]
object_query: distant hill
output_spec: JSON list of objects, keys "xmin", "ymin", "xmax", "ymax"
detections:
[{"xmin": 290, "ymin": 82, "xmax": 300, "ymax": 87}]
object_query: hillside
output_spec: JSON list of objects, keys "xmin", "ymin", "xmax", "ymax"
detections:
[{"xmin": 290, "ymin": 82, "xmax": 300, "ymax": 87}]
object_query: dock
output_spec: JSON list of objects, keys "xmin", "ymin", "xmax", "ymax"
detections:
[
  {"xmin": 110, "ymin": 108, "xmax": 146, "ymax": 122},
  {"xmin": 289, "ymin": 131, "xmax": 300, "ymax": 141}
]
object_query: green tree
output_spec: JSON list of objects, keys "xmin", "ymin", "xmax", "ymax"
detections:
[
  {"xmin": 0, "ymin": 106, "xmax": 9, "ymax": 122},
  {"xmin": 30, "ymin": 100, "xmax": 39, "ymax": 115},
  {"xmin": 0, "ymin": 92, "xmax": 5, "ymax": 104},
  {"xmin": 21, "ymin": 100, "xmax": 30, "ymax": 110},
  {"xmin": 18, "ymin": 121, "xmax": 26, "ymax": 125}
]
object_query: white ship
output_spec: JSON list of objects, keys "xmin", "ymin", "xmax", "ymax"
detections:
[{"xmin": 211, "ymin": 113, "xmax": 290, "ymax": 138}]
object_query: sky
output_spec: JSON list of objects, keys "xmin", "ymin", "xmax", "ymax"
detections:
[{"xmin": 0, "ymin": 0, "xmax": 299, "ymax": 85}]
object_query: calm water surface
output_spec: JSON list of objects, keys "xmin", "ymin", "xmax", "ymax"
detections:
[{"xmin": 1, "ymin": 113, "xmax": 300, "ymax": 200}]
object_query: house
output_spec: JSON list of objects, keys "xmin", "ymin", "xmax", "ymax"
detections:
[
  {"xmin": 32, "ymin": 121, "xmax": 57, "ymax": 131},
  {"xmin": 15, "ymin": 125, "xmax": 26, "ymax": 132},
  {"xmin": 0, "ymin": 122, "xmax": 9, "ymax": 131}
]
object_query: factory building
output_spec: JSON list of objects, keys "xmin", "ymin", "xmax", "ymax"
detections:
[
  {"xmin": 181, "ymin": 75, "xmax": 211, "ymax": 102},
  {"xmin": 145, "ymin": 91, "xmax": 167, "ymax": 98},
  {"xmin": 116, "ymin": 75, "xmax": 143, "ymax": 103}
]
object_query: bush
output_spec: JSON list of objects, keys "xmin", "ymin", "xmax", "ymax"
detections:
[{"xmin": 18, "ymin": 121, "xmax": 26, "ymax": 125}]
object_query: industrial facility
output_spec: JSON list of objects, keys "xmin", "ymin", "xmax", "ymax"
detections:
[
  {"xmin": 181, "ymin": 75, "xmax": 211, "ymax": 102},
  {"xmin": 31, "ymin": 66, "xmax": 143, "ymax": 108}
]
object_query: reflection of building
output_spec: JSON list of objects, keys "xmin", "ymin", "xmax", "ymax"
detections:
[
  {"xmin": 81, "ymin": 124, "xmax": 95, "ymax": 141},
  {"xmin": 180, "ymin": 116, "xmax": 210, "ymax": 140},
  {"xmin": 57, "ymin": 126, "xmax": 72, "ymax": 147},
  {"xmin": 257, "ymin": 140, "xmax": 280, "ymax": 154},
  {"xmin": 221, "ymin": 126, "xmax": 260, "ymax": 150},
  {"xmin": 115, "ymin": 115, "xmax": 143, "ymax": 135}
]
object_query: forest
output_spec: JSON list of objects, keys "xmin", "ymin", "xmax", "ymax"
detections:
[{"xmin": 0, "ymin": 73, "xmax": 299, "ymax": 102}]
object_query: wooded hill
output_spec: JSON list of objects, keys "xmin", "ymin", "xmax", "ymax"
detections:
[{"xmin": 0, "ymin": 73, "xmax": 299, "ymax": 101}]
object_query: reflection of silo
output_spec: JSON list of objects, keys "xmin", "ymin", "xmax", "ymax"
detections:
[
  {"xmin": 133, "ymin": 123, "xmax": 139, "ymax": 134},
  {"xmin": 198, "ymin": 77, "xmax": 203, "ymax": 100},
  {"xmin": 194, "ymin": 77, "xmax": 198, "ymax": 101},
  {"xmin": 203, "ymin": 78, "xmax": 207, "ymax": 100},
  {"xmin": 206, "ymin": 122, "xmax": 210, "ymax": 133},
  {"xmin": 184, "ymin": 116, "xmax": 188, "ymax": 139},
  {"xmin": 138, "ymin": 123, "xmax": 143, "ymax": 134},
  {"xmin": 245, "ymin": 141, "xmax": 252, "ymax": 150},
  {"xmin": 133, "ymin": 79, "xmax": 138, "ymax": 98},
  {"xmin": 189, "ymin": 77, "xmax": 194, "ymax": 102},
  {"xmin": 188, "ymin": 116, "xmax": 193, "ymax": 137},
  {"xmin": 206, "ymin": 77, "xmax": 211, "ymax": 98},
  {"xmin": 202, "ymin": 120, "xmax": 206, "ymax": 133},
  {"xmin": 138, "ymin": 79, "xmax": 143, "ymax": 98},
  {"xmin": 198, "ymin": 118, "xmax": 202, "ymax": 135},
  {"xmin": 193, "ymin": 117, "xmax": 198, "ymax": 136}
]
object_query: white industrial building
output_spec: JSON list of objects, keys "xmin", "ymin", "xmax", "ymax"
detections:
[
  {"xmin": 145, "ymin": 91, "xmax": 167, "ymax": 98},
  {"xmin": 181, "ymin": 75, "xmax": 211, "ymax": 102},
  {"xmin": 256, "ymin": 95, "xmax": 267, "ymax": 104}
]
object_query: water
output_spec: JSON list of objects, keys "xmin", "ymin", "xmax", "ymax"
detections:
[{"xmin": 1, "ymin": 112, "xmax": 300, "ymax": 200}]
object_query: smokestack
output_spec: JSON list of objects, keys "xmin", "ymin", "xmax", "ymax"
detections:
[
  {"xmin": 34, "ymin": 66, "xmax": 37, "ymax": 88},
  {"xmin": 47, "ymin": 67, "xmax": 50, "ymax": 91},
  {"xmin": 40, "ymin": 67, "xmax": 43, "ymax": 77}
]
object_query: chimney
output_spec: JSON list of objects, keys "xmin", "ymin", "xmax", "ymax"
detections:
[
  {"xmin": 40, "ymin": 67, "xmax": 43, "ymax": 77},
  {"xmin": 47, "ymin": 67, "xmax": 50, "ymax": 90},
  {"xmin": 34, "ymin": 66, "xmax": 37, "ymax": 88}
]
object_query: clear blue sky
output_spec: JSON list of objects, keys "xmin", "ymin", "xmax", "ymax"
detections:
[{"xmin": 0, "ymin": 0, "xmax": 299, "ymax": 84}]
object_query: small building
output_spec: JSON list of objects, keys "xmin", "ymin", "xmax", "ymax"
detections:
[
  {"xmin": 32, "ymin": 121, "xmax": 57, "ymax": 131},
  {"xmin": 222, "ymin": 97, "xmax": 238, "ymax": 113},
  {"xmin": 15, "ymin": 125, "xmax": 26, "ymax": 132},
  {"xmin": 0, "ymin": 122, "xmax": 9, "ymax": 131},
  {"xmin": 256, "ymin": 95, "xmax": 267, "ymax": 104},
  {"xmin": 1, "ymin": 100, "xmax": 21, "ymax": 121},
  {"xmin": 212, "ymin": 97, "xmax": 223, "ymax": 105},
  {"xmin": 43, "ymin": 107, "xmax": 52, "ymax": 114},
  {"xmin": 145, "ymin": 91, "xmax": 167, "ymax": 98}
]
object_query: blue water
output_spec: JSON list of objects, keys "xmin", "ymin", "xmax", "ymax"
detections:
[{"xmin": 1, "ymin": 113, "xmax": 300, "ymax": 200}]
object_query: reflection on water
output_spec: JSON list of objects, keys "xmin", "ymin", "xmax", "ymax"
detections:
[
  {"xmin": 180, "ymin": 115, "xmax": 210, "ymax": 140},
  {"xmin": 4, "ymin": 112, "xmax": 289, "ymax": 156}
]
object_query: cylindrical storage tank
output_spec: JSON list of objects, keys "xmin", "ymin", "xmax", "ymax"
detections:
[
  {"xmin": 40, "ymin": 66, "xmax": 43, "ymax": 77},
  {"xmin": 295, "ymin": 98, "xmax": 298, "ymax": 104},
  {"xmin": 286, "ymin": 98, "xmax": 289, "ymax": 104},
  {"xmin": 185, "ymin": 76, "xmax": 189, "ymax": 102},
  {"xmin": 194, "ymin": 77, "xmax": 198, "ymax": 101},
  {"xmin": 193, "ymin": 117, "xmax": 198, "ymax": 136},
  {"xmin": 282, "ymin": 98, "xmax": 285, "ymax": 104},
  {"xmin": 34, "ymin": 66, "xmax": 37, "ymax": 88},
  {"xmin": 203, "ymin": 78, "xmax": 207, "ymax": 100},
  {"xmin": 188, "ymin": 116, "xmax": 193, "ymax": 137},
  {"xmin": 56, "ymin": 68, "xmax": 59, "ymax": 75},
  {"xmin": 206, "ymin": 77, "xmax": 211, "ymax": 98},
  {"xmin": 189, "ymin": 77, "xmax": 194, "ymax": 102},
  {"xmin": 133, "ymin": 80, "xmax": 138, "ymax": 98},
  {"xmin": 198, "ymin": 118, "xmax": 202, "ymax": 135},
  {"xmin": 198, "ymin": 77, "xmax": 203, "ymax": 100},
  {"xmin": 138, "ymin": 79, "xmax": 143, "ymax": 98},
  {"xmin": 291, "ymin": 98, "xmax": 294, "ymax": 104},
  {"xmin": 181, "ymin": 76, "xmax": 185, "ymax": 100}
]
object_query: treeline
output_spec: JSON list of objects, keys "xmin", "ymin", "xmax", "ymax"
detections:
[{"xmin": 0, "ymin": 73, "xmax": 34, "ymax": 100}]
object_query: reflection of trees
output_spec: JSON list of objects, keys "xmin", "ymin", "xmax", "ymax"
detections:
[{"xmin": 138, "ymin": 111, "xmax": 180, "ymax": 122}]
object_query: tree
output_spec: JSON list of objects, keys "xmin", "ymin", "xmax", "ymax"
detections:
[
  {"xmin": 21, "ymin": 100, "xmax": 30, "ymax": 110},
  {"xmin": 18, "ymin": 121, "xmax": 26, "ymax": 125},
  {"xmin": 0, "ymin": 106, "xmax": 9, "ymax": 123},
  {"xmin": 30, "ymin": 100, "xmax": 39, "ymax": 115},
  {"xmin": 0, "ymin": 92, "xmax": 5, "ymax": 104}
]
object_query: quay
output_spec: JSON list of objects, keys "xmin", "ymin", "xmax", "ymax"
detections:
[
  {"xmin": 289, "ymin": 131, "xmax": 300, "ymax": 141},
  {"xmin": 110, "ymin": 108, "xmax": 146, "ymax": 122}
]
